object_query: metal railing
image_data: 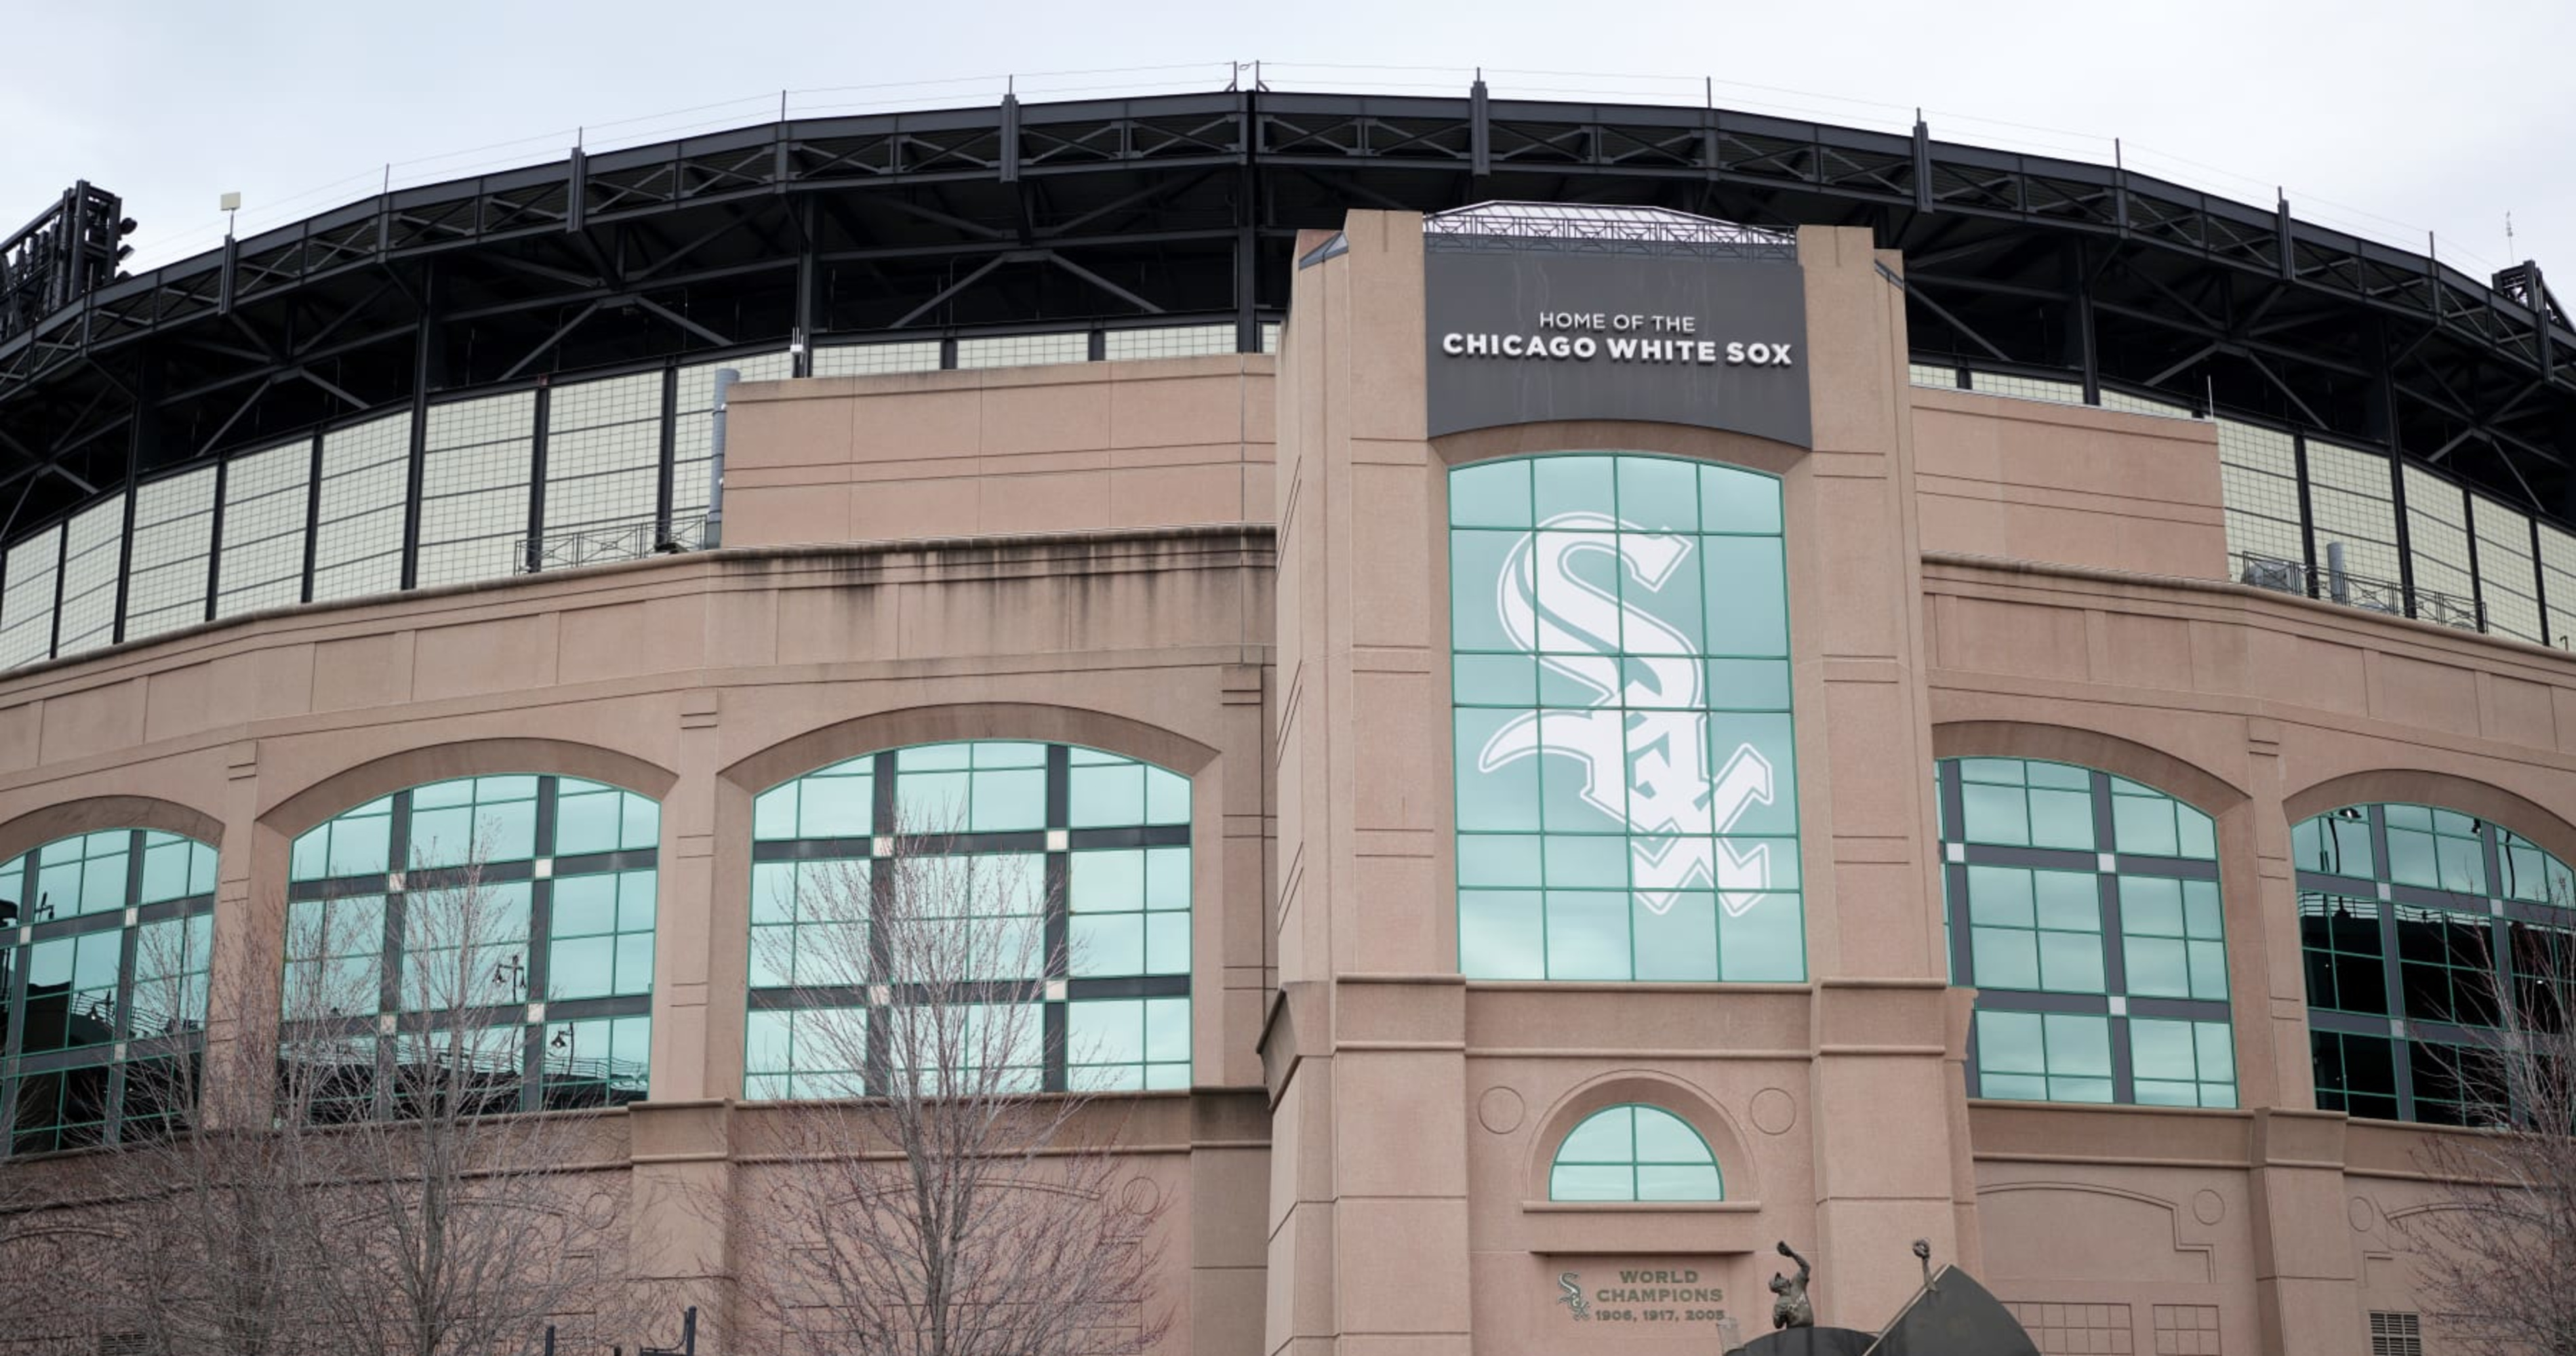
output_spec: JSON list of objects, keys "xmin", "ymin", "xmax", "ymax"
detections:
[
  {"xmin": 515, "ymin": 515, "xmax": 709, "ymax": 575},
  {"xmin": 2236, "ymin": 552, "xmax": 2484, "ymax": 633}
]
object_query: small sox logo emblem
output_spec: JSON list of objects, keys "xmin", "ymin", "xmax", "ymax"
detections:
[
  {"xmin": 1479, "ymin": 511, "xmax": 1777, "ymax": 917},
  {"xmin": 1557, "ymin": 1272, "xmax": 1590, "ymax": 1317}
]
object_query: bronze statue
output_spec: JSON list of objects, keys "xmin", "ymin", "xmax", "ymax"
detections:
[{"xmin": 1768, "ymin": 1241, "xmax": 1813, "ymax": 1330}]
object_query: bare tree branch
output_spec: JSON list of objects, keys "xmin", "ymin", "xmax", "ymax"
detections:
[{"xmin": 732, "ymin": 814, "xmax": 1171, "ymax": 1356}]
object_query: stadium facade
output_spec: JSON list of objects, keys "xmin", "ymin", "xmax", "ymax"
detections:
[{"xmin": 3, "ymin": 86, "xmax": 2576, "ymax": 1356}]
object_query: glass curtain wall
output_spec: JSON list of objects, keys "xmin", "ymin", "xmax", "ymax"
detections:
[
  {"xmin": 2295, "ymin": 801, "xmax": 2576, "ymax": 1124},
  {"xmin": 745, "ymin": 741, "xmax": 1192, "ymax": 1097},
  {"xmin": 283, "ymin": 774, "xmax": 660, "ymax": 1117},
  {"xmin": 1449, "ymin": 454, "xmax": 1804, "ymax": 982},
  {"xmin": 0, "ymin": 830, "xmax": 217, "ymax": 1154},
  {"xmin": 1936, "ymin": 757, "xmax": 2237, "ymax": 1108}
]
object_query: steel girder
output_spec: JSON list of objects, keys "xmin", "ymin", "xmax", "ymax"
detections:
[{"xmin": 0, "ymin": 87, "xmax": 2571, "ymax": 536}]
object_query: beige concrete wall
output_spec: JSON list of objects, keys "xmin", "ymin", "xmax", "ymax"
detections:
[
  {"xmin": 1260, "ymin": 213, "xmax": 1971, "ymax": 1356},
  {"xmin": 723, "ymin": 356, "xmax": 1275, "ymax": 545},
  {"xmin": 0, "ymin": 204, "xmax": 2569, "ymax": 1356},
  {"xmin": 1927, "ymin": 553, "xmax": 2576, "ymax": 1355},
  {"xmin": 0, "ymin": 529, "xmax": 1276, "ymax": 1355},
  {"xmin": 1912, "ymin": 386, "xmax": 2228, "ymax": 580}
]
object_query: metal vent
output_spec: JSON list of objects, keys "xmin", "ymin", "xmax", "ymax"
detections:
[
  {"xmin": 2239, "ymin": 555, "xmax": 2304, "ymax": 595},
  {"xmin": 2368, "ymin": 1311, "xmax": 2421, "ymax": 1356}
]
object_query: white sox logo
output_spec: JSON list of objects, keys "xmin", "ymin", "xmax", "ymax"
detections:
[{"xmin": 1478, "ymin": 511, "xmax": 1777, "ymax": 917}]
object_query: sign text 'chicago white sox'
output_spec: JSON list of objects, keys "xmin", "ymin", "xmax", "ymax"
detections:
[{"xmin": 1441, "ymin": 311, "xmax": 1796, "ymax": 366}]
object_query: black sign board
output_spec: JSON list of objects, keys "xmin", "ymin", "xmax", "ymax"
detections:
[{"xmin": 1423, "ymin": 247, "xmax": 1811, "ymax": 447}]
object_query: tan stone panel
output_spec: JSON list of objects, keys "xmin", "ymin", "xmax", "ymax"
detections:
[
  {"xmin": 1466, "ymin": 989, "xmax": 1809, "ymax": 1056},
  {"xmin": 2188, "ymin": 618, "xmax": 2249, "ymax": 692},
  {"xmin": 723, "ymin": 483, "xmax": 850, "ymax": 545},
  {"xmin": 845, "ymin": 387, "xmax": 981, "ymax": 462},
  {"xmin": 203, "ymin": 643, "xmax": 317, "ymax": 725},
  {"xmin": 1937, "ymin": 597, "xmax": 2088, "ymax": 680},
  {"xmin": 1109, "ymin": 370, "xmax": 1258, "ymax": 450},
  {"xmin": 2103, "ymin": 613, "xmax": 2197, "ymax": 692},
  {"xmin": 1335, "ymin": 1197, "xmax": 1470, "ymax": 1334},
  {"xmin": 1346, "ymin": 852, "xmax": 1441, "ymax": 976},
  {"xmin": 1914, "ymin": 484, "xmax": 2006, "ymax": 561},
  {"xmin": 1335, "ymin": 980, "xmax": 1464, "ymax": 1047},
  {"xmin": 2482, "ymin": 672, "xmax": 2557, "ymax": 747},
  {"xmin": 37, "ymin": 677, "xmax": 146, "ymax": 764},
  {"xmin": 412, "ymin": 613, "xmax": 558, "ymax": 701},
  {"xmin": 1333, "ymin": 1053, "xmax": 1468, "ymax": 1198},
  {"xmin": 0, "ymin": 701, "xmax": 39, "ymax": 773},
  {"xmin": 981, "ymin": 380, "xmax": 1113, "ymax": 457},
  {"xmin": 2369, "ymin": 652, "xmax": 2480, "ymax": 736},
  {"xmin": 724, "ymin": 387, "xmax": 855, "ymax": 471},
  {"xmin": 1805, "ymin": 476, "xmax": 1905, "ymax": 658},
  {"xmin": 309, "ymin": 630, "xmax": 415, "ymax": 711},
  {"xmin": 1111, "ymin": 463, "xmax": 1248, "ymax": 529},
  {"xmin": 1191, "ymin": 1146, "xmax": 1274, "ymax": 1268},
  {"xmin": 1821, "ymin": 680, "xmax": 1926, "ymax": 837},
  {"xmin": 2291, "ymin": 635, "xmax": 2369, "ymax": 715},
  {"xmin": 847, "ymin": 476, "xmax": 982, "ymax": 541},
  {"xmin": 1268, "ymin": 1202, "xmax": 1338, "ymax": 1340},
  {"xmin": 143, "ymin": 660, "xmax": 215, "ymax": 744},
  {"xmin": 1977, "ymin": 1182, "xmax": 2214, "ymax": 1284},
  {"xmin": 557, "ymin": 595, "xmax": 708, "ymax": 684},
  {"xmin": 703, "ymin": 582, "xmax": 779, "ymax": 666},
  {"xmin": 771, "ymin": 582, "xmax": 897, "ymax": 669},
  {"xmin": 982, "ymin": 470, "xmax": 1114, "ymax": 535},
  {"xmin": 1190, "ymin": 1265, "xmax": 1268, "ymax": 1356},
  {"xmin": 1797, "ymin": 228, "xmax": 1899, "ymax": 458}
]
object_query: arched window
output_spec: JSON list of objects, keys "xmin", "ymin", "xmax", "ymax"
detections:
[
  {"xmin": 0, "ymin": 829, "xmax": 217, "ymax": 1153},
  {"xmin": 1449, "ymin": 454, "xmax": 1804, "ymax": 983},
  {"xmin": 744, "ymin": 742, "xmax": 1192, "ymax": 1098},
  {"xmin": 283, "ymin": 775, "xmax": 658, "ymax": 1118},
  {"xmin": 2295, "ymin": 802, "xmax": 2574, "ymax": 1125},
  {"xmin": 1548, "ymin": 1104, "xmax": 1723, "ymax": 1202},
  {"xmin": 1936, "ymin": 758, "xmax": 2236, "ymax": 1108}
]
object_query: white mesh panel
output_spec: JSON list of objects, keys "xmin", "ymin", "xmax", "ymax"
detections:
[
  {"xmin": 417, "ymin": 391, "xmax": 534, "ymax": 588},
  {"xmin": 310, "ymin": 412, "xmax": 411, "ymax": 603},
  {"xmin": 1966, "ymin": 371, "xmax": 2085, "ymax": 405},
  {"xmin": 542, "ymin": 372, "xmax": 664, "ymax": 551},
  {"xmin": 121, "ymin": 466, "xmax": 216, "ymax": 642},
  {"xmin": 672, "ymin": 353, "xmax": 792, "ymax": 524},
  {"xmin": 1908, "ymin": 362, "xmax": 1961, "ymax": 388},
  {"xmin": 0, "ymin": 524, "xmax": 61, "ymax": 669},
  {"xmin": 810, "ymin": 342, "xmax": 942, "ymax": 377},
  {"xmin": 216, "ymin": 439, "xmax": 313, "ymax": 618},
  {"xmin": 1102, "ymin": 325, "xmax": 1234, "ymax": 361},
  {"xmin": 2541, "ymin": 523, "xmax": 2576, "ymax": 650},
  {"xmin": 54, "ymin": 494, "xmax": 127, "ymax": 656},
  {"xmin": 954, "ymin": 332, "xmax": 1088, "ymax": 371},
  {"xmin": 2214, "ymin": 420, "xmax": 2304, "ymax": 567},
  {"xmin": 2472, "ymin": 496, "xmax": 2544, "ymax": 643},
  {"xmin": 1261, "ymin": 321, "xmax": 1282, "ymax": 355},
  {"xmin": 2097, "ymin": 388, "xmax": 2193, "ymax": 419},
  {"xmin": 2402, "ymin": 465, "xmax": 2475, "ymax": 607},
  {"xmin": 2306, "ymin": 441, "xmax": 2404, "ymax": 584}
]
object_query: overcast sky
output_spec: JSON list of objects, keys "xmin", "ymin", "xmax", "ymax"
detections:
[{"xmin": 6, "ymin": 0, "xmax": 2569, "ymax": 290}]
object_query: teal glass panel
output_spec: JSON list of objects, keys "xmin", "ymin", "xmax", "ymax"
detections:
[
  {"xmin": 1548, "ymin": 1103, "xmax": 1725, "ymax": 1203},
  {"xmin": 1451, "ymin": 456, "xmax": 1798, "ymax": 982},
  {"xmin": 1451, "ymin": 459, "xmax": 1533, "ymax": 528}
]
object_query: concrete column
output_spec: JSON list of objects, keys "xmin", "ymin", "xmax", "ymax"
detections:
[
  {"xmin": 627, "ymin": 687, "xmax": 734, "ymax": 1337},
  {"xmin": 1791, "ymin": 226, "xmax": 1972, "ymax": 1323},
  {"xmin": 1263, "ymin": 212, "xmax": 1474, "ymax": 1356},
  {"xmin": 2248, "ymin": 1110, "xmax": 2362, "ymax": 1355}
]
